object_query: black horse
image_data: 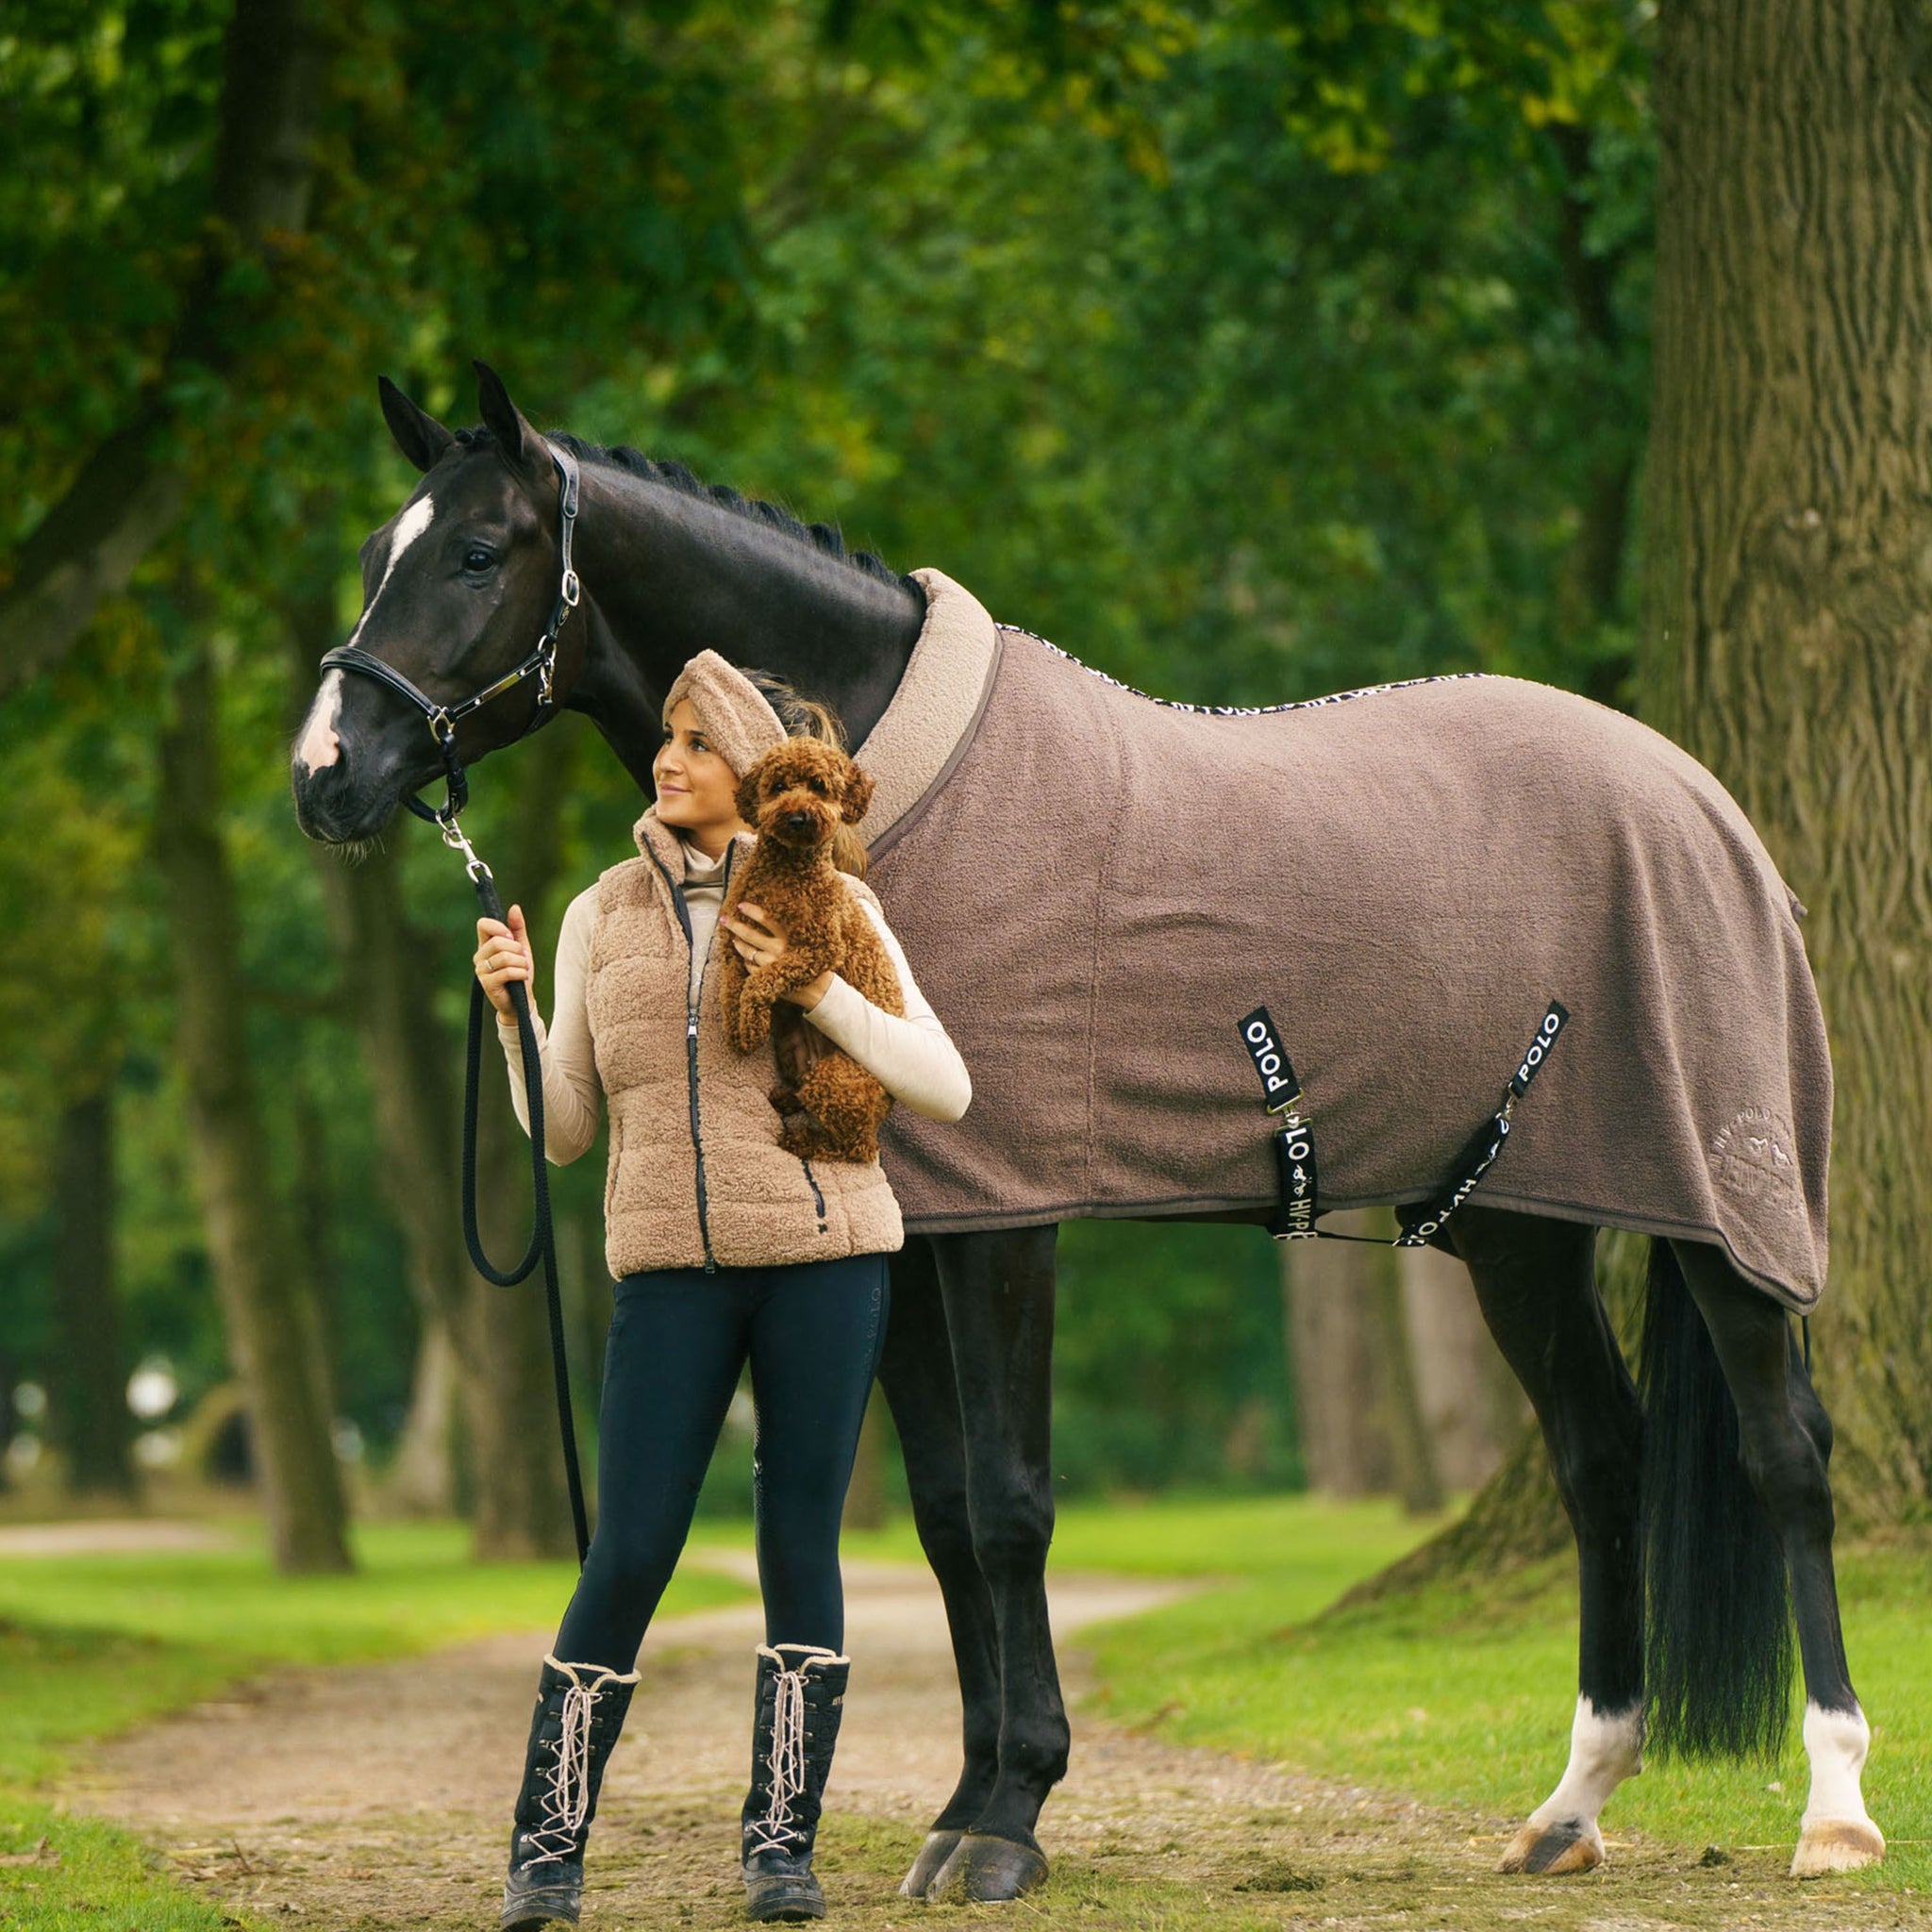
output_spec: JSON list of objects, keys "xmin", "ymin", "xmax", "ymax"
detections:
[{"xmin": 291, "ymin": 366, "xmax": 1883, "ymax": 1893}]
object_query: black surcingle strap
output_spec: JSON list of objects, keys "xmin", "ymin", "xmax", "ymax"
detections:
[{"xmin": 1240, "ymin": 998, "xmax": 1570, "ymax": 1249}]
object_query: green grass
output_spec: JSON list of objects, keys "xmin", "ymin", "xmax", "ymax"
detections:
[
  {"xmin": 0, "ymin": 1517, "xmax": 751, "ymax": 1930},
  {"xmin": 828, "ymin": 1487, "xmax": 1441, "ymax": 1609},
  {"xmin": 1072, "ymin": 1502, "xmax": 1932, "ymax": 1897}
]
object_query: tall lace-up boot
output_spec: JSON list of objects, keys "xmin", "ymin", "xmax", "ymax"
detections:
[
  {"xmin": 740, "ymin": 1644, "xmax": 850, "ymax": 1922},
  {"xmin": 501, "ymin": 1654, "xmax": 641, "ymax": 1931}
]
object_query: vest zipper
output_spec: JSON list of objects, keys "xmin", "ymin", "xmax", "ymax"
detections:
[
  {"xmin": 801, "ymin": 1159, "xmax": 827, "ymax": 1235},
  {"xmin": 653, "ymin": 842, "xmax": 732, "ymax": 1275}
]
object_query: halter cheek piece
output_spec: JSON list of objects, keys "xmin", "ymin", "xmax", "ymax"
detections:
[{"xmin": 319, "ymin": 441, "xmax": 582, "ymax": 841}]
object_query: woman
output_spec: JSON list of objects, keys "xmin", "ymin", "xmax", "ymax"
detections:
[{"xmin": 474, "ymin": 650, "xmax": 971, "ymax": 1931}]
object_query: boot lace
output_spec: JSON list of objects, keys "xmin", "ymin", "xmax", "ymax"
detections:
[
  {"xmin": 524, "ymin": 1674, "xmax": 602, "ymax": 1866},
  {"xmin": 744, "ymin": 1661, "xmax": 808, "ymax": 1857}
]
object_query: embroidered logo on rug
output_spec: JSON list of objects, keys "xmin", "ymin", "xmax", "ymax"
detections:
[{"xmin": 1710, "ymin": 1108, "xmax": 1801, "ymax": 1216}]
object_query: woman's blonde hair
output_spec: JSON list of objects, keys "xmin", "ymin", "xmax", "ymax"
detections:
[{"xmin": 668, "ymin": 668, "xmax": 868, "ymax": 878}]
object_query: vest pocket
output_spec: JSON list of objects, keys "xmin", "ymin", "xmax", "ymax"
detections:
[
  {"xmin": 604, "ymin": 1112, "xmax": 623, "ymax": 1222},
  {"xmin": 801, "ymin": 1158, "xmax": 828, "ymax": 1236}
]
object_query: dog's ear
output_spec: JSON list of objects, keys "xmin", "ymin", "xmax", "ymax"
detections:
[
  {"xmin": 840, "ymin": 762, "xmax": 875, "ymax": 825},
  {"xmin": 735, "ymin": 763, "xmax": 764, "ymax": 825}
]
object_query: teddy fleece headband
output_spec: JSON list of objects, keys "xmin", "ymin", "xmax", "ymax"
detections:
[{"xmin": 662, "ymin": 649, "xmax": 788, "ymax": 778}]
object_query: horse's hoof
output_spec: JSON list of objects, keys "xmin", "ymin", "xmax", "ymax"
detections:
[
  {"xmin": 925, "ymin": 1833, "xmax": 1048, "ymax": 1902},
  {"xmin": 1790, "ymin": 1818, "xmax": 1885, "ymax": 1877},
  {"xmin": 899, "ymin": 1831, "xmax": 962, "ymax": 1899},
  {"xmin": 1497, "ymin": 1818, "xmax": 1606, "ymax": 1875}
]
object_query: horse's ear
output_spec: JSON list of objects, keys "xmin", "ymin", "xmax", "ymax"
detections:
[
  {"xmin": 474, "ymin": 359, "xmax": 550, "ymax": 476},
  {"xmin": 378, "ymin": 376, "xmax": 454, "ymax": 474}
]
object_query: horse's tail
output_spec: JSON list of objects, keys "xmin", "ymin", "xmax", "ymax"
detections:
[{"xmin": 1640, "ymin": 1237, "xmax": 1793, "ymax": 1758}]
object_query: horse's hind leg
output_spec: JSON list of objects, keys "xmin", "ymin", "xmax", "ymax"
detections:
[
  {"xmin": 875, "ymin": 1238, "xmax": 1003, "ymax": 1896},
  {"xmin": 1447, "ymin": 1207, "xmax": 1645, "ymax": 1874},
  {"xmin": 1669, "ymin": 1240, "xmax": 1883, "ymax": 1876}
]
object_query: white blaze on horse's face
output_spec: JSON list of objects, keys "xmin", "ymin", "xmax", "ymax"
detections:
[
  {"xmin": 295, "ymin": 669, "xmax": 345, "ymax": 773},
  {"xmin": 347, "ymin": 492, "xmax": 438, "ymax": 649},
  {"xmin": 292, "ymin": 491, "xmax": 438, "ymax": 774}
]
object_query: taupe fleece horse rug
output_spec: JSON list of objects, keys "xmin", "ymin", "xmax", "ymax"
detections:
[
  {"xmin": 859, "ymin": 570, "xmax": 1829, "ymax": 1310},
  {"xmin": 296, "ymin": 375, "xmax": 1879, "ymax": 1902}
]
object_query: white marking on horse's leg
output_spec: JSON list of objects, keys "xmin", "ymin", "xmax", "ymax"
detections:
[
  {"xmin": 1790, "ymin": 1702, "xmax": 1885, "ymax": 1876},
  {"xmin": 295, "ymin": 668, "xmax": 345, "ymax": 772},
  {"xmin": 1498, "ymin": 1697, "xmax": 1641, "ymax": 1874},
  {"xmin": 343, "ymin": 492, "xmax": 437, "ymax": 649}
]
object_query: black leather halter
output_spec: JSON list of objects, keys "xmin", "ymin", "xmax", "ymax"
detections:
[{"xmin": 319, "ymin": 441, "xmax": 583, "ymax": 829}]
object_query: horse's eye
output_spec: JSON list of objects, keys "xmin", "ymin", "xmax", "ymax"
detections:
[{"xmin": 463, "ymin": 546, "xmax": 496, "ymax": 574}]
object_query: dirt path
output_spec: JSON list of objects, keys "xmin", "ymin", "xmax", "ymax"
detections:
[{"xmin": 66, "ymin": 1552, "xmax": 1923, "ymax": 1931}]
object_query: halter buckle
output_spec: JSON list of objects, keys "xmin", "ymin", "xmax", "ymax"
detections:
[{"xmin": 559, "ymin": 567, "xmax": 580, "ymax": 608}]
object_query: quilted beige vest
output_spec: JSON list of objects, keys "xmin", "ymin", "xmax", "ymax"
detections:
[{"xmin": 586, "ymin": 812, "xmax": 904, "ymax": 1276}]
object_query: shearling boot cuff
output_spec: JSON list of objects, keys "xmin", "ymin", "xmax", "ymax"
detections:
[{"xmin": 662, "ymin": 650, "xmax": 788, "ymax": 779}]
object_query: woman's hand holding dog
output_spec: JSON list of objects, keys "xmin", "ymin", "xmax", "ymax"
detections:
[
  {"xmin": 475, "ymin": 906, "xmax": 535, "ymax": 1017},
  {"xmin": 722, "ymin": 902, "xmax": 834, "ymax": 1010}
]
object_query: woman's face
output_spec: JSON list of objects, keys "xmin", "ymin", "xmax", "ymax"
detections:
[{"xmin": 654, "ymin": 698, "xmax": 745, "ymax": 849}]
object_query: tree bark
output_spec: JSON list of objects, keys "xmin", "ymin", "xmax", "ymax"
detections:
[
  {"xmin": 1283, "ymin": 1229, "xmax": 1391, "ymax": 1496},
  {"xmin": 156, "ymin": 638, "xmax": 351, "ymax": 1573},
  {"xmin": 387, "ymin": 1317, "xmax": 459, "ymax": 1516},
  {"xmin": 52, "ymin": 1088, "xmax": 139, "ymax": 1499},
  {"xmin": 1644, "ymin": 0, "xmax": 1932, "ymax": 1519},
  {"xmin": 0, "ymin": 0, "xmax": 325, "ymax": 699},
  {"xmin": 1397, "ymin": 1241, "xmax": 1525, "ymax": 1492}
]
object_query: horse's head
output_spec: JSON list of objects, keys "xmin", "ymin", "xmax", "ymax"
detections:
[{"xmin": 291, "ymin": 363, "xmax": 585, "ymax": 845}]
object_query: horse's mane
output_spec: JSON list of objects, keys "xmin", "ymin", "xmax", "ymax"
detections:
[{"xmin": 453, "ymin": 426, "xmax": 906, "ymax": 589}]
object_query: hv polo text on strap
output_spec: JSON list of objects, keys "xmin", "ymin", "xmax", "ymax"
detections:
[{"xmin": 1238, "ymin": 1000, "xmax": 1570, "ymax": 1248}]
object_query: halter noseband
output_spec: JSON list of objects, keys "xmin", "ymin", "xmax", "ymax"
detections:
[{"xmin": 320, "ymin": 441, "xmax": 583, "ymax": 833}]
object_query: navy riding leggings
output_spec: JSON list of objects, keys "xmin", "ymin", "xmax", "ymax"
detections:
[{"xmin": 552, "ymin": 1253, "xmax": 890, "ymax": 1674}]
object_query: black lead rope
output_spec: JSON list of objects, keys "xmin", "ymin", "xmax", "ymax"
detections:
[
  {"xmin": 454, "ymin": 823, "xmax": 591, "ymax": 1567},
  {"xmin": 319, "ymin": 442, "xmax": 591, "ymax": 1567}
]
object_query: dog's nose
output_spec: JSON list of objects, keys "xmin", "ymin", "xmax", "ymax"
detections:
[{"xmin": 784, "ymin": 811, "xmax": 812, "ymax": 833}]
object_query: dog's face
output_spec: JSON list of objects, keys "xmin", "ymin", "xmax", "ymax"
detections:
[{"xmin": 737, "ymin": 738, "xmax": 875, "ymax": 851}]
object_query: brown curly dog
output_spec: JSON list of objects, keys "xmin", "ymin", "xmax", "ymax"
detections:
[{"xmin": 717, "ymin": 737, "xmax": 904, "ymax": 1163}]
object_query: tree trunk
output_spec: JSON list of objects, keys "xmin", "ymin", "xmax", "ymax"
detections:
[
  {"xmin": 387, "ymin": 1317, "xmax": 459, "ymax": 1516},
  {"xmin": 1397, "ymin": 1241, "xmax": 1525, "ymax": 1492},
  {"xmin": 156, "ymin": 639, "xmax": 350, "ymax": 1573},
  {"xmin": 52, "ymin": 1087, "xmax": 139, "ymax": 1499},
  {"xmin": 1283, "ymin": 1230, "xmax": 1389, "ymax": 1496},
  {"xmin": 1644, "ymin": 0, "xmax": 1932, "ymax": 1520}
]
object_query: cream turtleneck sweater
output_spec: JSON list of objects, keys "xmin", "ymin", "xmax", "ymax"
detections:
[{"xmin": 497, "ymin": 838, "xmax": 971, "ymax": 1164}]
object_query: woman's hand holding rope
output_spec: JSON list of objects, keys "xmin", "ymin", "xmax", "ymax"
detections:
[{"xmin": 475, "ymin": 906, "xmax": 536, "ymax": 1017}]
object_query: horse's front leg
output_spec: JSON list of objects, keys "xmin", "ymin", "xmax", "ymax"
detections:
[
  {"xmin": 875, "ymin": 1239, "xmax": 1003, "ymax": 1895},
  {"xmin": 922, "ymin": 1224, "xmax": 1066, "ymax": 1902},
  {"xmin": 1449, "ymin": 1208, "xmax": 1646, "ymax": 1874}
]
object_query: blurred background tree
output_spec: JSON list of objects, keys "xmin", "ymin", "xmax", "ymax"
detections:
[{"xmin": 6, "ymin": 0, "xmax": 1919, "ymax": 1570}]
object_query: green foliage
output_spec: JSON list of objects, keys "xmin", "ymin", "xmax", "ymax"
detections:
[
  {"xmin": 1, "ymin": 0, "xmax": 1656, "ymax": 1504},
  {"xmin": 1053, "ymin": 1223, "xmax": 1299, "ymax": 1492}
]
